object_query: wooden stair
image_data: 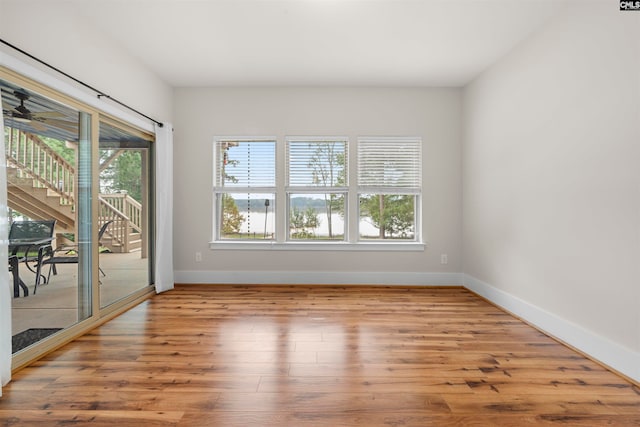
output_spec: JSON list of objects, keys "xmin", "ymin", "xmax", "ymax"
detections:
[
  {"xmin": 7, "ymin": 167, "xmax": 75, "ymax": 230},
  {"xmin": 100, "ymin": 231, "xmax": 141, "ymax": 253},
  {"xmin": 6, "ymin": 127, "xmax": 145, "ymax": 254}
]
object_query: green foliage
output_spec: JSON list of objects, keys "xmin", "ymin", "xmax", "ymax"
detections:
[
  {"xmin": 100, "ymin": 151, "xmax": 142, "ymax": 201},
  {"xmin": 221, "ymin": 194, "xmax": 244, "ymax": 236},
  {"xmin": 360, "ymin": 195, "xmax": 415, "ymax": 239},
  {"xmin": 220, "ymin": 146, "xmax": 239, "ymax": 184},
  {"xmin": 290, "ymin": 206, "xmax": 320, "ymax": 239},
  {"xmin": 307, "ymin": 142, "xmax": 346, "ymax": 237},
  {"xmin": 41, "ymin": 137, "xmax": 76, "ymax": 165}
]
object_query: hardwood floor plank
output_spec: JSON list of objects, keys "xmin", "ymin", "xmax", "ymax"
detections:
[
  {"xmin": 94, "ymin": 361, "xmax": 291, "ymax": 376},
  {"xmin": 44, "ymin": 374, "xmax": 262, "ymax": 393},
  {"xmin": 288, "ymin": 362, "xmax": 489, "ymax": 379},
  {"xmin": 0, "ymin": 410, "xmax": 183, "ymax": 426},
  {"xmin": 257, "ymin": 375, "xmax": 473, "ymax": 394},
  {"xmin": 316, "ymin": 350, "xmax": 500, "ymax": 365},
  {"xmin": 0, "ymin": 390, "xmax": 219, "ymax": 412},
  {"xmin": 1, "ymin": 284, "xmax": 638, "ymax": 426},
  {"xmin": 213, "ymin": 391, "xmax": 452, "ymax": 413}
]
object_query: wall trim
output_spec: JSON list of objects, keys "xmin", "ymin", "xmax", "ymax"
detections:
[
  {"xmin": 463, "ymin": 274, "xmax": 640, "ymax": 384},
  {"xmin": 175, "ymin": 270, "xmax": 463, "ymax": 286}
]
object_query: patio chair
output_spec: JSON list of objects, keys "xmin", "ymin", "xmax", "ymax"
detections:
[
  {"xmin": 8, "ymin": 255, "xmax": 27, "ymax": 298},
  {"xmin": 42, "ymin": 220, "xmax": 113, "ymax": 285},
  {"xmin": 8, "ymin": 219, "xmax": 56, "ymax": 295}
]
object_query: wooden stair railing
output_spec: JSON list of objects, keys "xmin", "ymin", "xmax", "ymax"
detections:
[
  {"xmin": 99, "ymin": 193, "xmax": 142, "ymax": 235},
  {"xmin": 5, "ymin": 127, "xmax": 75, "ymax": 205},
  {"xmin": 98, "ymin": 194, "xmax": 143, "ymax": 253}
]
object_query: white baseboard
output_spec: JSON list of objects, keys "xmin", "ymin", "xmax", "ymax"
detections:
[
  {"xmin": 175, "ymin": 270, "xmax": 463, "ymax": 286},
  {"xmin": 463, "ymin": 274, "xmax": 640, "ymax": 383}
]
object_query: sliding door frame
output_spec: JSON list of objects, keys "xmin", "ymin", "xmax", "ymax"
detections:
[{"xmin": 1, "ymin": 67, "xmax": 156, "ymax": 372}]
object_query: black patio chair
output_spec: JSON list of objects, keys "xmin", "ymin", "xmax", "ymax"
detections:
[
  {"xmin": 8, "ymin": 219, "xmax": 56, "ymax": 295},
  {"xmin": 43, "ymin": 220, "xmax": 113, "ymax": 284}
]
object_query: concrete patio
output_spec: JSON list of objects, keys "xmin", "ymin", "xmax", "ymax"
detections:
[{"xmin": 11, "ymin": 251, "xmax": 150, "ymax": 336}]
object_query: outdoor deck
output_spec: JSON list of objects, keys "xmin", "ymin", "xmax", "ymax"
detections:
[{"xmin": 11, "ymin": 251, "xmax": 149, "ymax": 336}]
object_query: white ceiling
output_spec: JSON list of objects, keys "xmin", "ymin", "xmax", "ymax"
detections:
[{"xmin": 69, "ymin": 0, "xmax": 566, "ymax": 87}]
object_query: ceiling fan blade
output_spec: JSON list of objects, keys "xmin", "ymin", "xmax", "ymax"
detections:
[
  {"xmin": 32, "ymin": 111, "xmax": 65, "ymax": 119},
  {"xmin": 2, "ymin": 100, "xmax": 16, "ymax": 111},
  {"xmin": 55, "ymin": 125, "xmax": 78, "ymax": 134},
  {"xmin": 42, "ymin": 118, "xmax": 77, "ymax": 127},
  {"xmin": 38, "ymin": 118, "xmax": 78, "ymax": 133},
  {"xmin": 30, "ymin": 121, "xmax": 48, "ymax": 132}
]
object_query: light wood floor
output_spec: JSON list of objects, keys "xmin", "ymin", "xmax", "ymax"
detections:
[{"xmin": 1, "ymin": 285, "xmax": 639, "ymax": 426}]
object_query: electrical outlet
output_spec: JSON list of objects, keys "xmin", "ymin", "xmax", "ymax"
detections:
[
  {"xmin": 195, "ymin": 252, "xmax": 202, "ymax": 262},
  {"xmin": 440, "ymin": 254, "xmax": 448, "ymax": 265}
]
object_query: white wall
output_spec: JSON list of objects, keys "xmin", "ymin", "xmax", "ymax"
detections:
[
  {"xmin": 1, "ymin": 0, "xmax": 172, "ymax": 122},
  {"xmin": 463, "ymin": 3, "xmax": 640, "ymax": 381},
  {"xmin": 174, "ymin": 87, "xmax": 462, "ymax": 285}
]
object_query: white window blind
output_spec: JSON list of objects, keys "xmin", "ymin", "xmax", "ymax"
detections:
[
  {"xmin": 287, "ymin": 138, "xmax": 347, "ymax": 187},
  {"xmin": 357, "ymin": 138, "xmax": 422, "ymax": 190},
  {"xmin": 215, "ymin": 140, "xmax": 276, "ymax": 188}
]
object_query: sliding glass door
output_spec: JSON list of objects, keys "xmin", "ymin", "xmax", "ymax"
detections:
[{"xmin": 1, "ymin": 69, "xmax": 155, "ymax": 362}]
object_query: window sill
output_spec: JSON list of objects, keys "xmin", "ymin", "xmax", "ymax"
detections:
[{"xmin": 209, "ymin": 241, "xmax": 425, "ymax": 252}]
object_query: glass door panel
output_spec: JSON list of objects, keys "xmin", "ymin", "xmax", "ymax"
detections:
[
  {"xmin": 2, "ymin": 79, "xmax": 93, "ymax": 353},
  {"xmin": 98, "ymin": 119, "xmax": 153, "ymax": 308}
]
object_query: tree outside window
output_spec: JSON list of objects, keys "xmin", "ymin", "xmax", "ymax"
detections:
[{"xmin": 287, "ymin": 138, "xmax": 347, "ymax": 240}]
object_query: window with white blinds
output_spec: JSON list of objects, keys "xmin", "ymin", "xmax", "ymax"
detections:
[
  {"xmin": 212, "ymin": 136, "xmax": 423, "ymax": 245},
  {"xmin": 214, "ymin": 138, "xmax": 276, "ymax": 240},
  {"xmin": 287, "ymin": 138, "xmax": 347, "ymax": 188},
  {"xmin": 215, "ymin": 139, "xmax": 276, "ymax": 188},
  {"xmin": 357, "ymin": 137, "xmax": 421, "ymax": 241},
  {"xmin": 357, "ymin": 137, "xmax": 421, "ymax": 191},
  {"xmin": 286, "ymin": 138, "xmax": 348, "ymax": 241}
]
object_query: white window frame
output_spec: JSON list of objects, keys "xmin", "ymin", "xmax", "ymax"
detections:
[
  {"xmin": 211, "ymin": 136, "xmax": 424, "ymax": 251},
  {"xmin": 286, "ymin": 136, "xmax": 349, "ymax": 242},
  {"xmin": 212, "ymin": 137, "xmax": 277, "ymax": 241},
  {"xmin": 357, "ymin": 136, "xmax": 422, "ymax": 243}
]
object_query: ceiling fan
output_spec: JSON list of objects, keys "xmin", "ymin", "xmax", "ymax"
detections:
[{"xmin": 2, "ymin": 89, "xmax": 77, "ymax": 133}]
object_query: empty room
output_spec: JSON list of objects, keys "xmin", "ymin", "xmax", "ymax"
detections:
[{"xmin": 0, "ymin": 0, "xmax": 639, "ymax": 425}]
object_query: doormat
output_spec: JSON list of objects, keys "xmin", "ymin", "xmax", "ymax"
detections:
[{"xmin": 12, "ymin": 328, "xmax": 62, "ymax": 353}]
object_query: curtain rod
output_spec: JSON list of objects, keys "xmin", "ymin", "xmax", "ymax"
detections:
[{"xmin": 1, "ymin": 39, "xmax": 163, "ymax": 128}]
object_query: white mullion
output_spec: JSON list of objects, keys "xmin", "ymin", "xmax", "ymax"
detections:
[
  {"xmin": 285, "ymin": 186, "xmax": 348, "ymax": 194},
  {"xmin": 348, "ymin": 137, "xmax": 358, "ymax": 243},
  {"xmin": 276, "ymin": 135, "xmax": 286, "ymax": 243},
  {"xmin": 357, "ymin": 187, "xmax": 421, "ymax": 195},
  {"xmin": 214, "ymin": 186, "xmax": 276, "ymax": 194}
]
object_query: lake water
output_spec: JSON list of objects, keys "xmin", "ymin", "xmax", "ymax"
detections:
[{"xmin": 237, "ymin": 211, "xmax": 379, "ymax": 236}]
